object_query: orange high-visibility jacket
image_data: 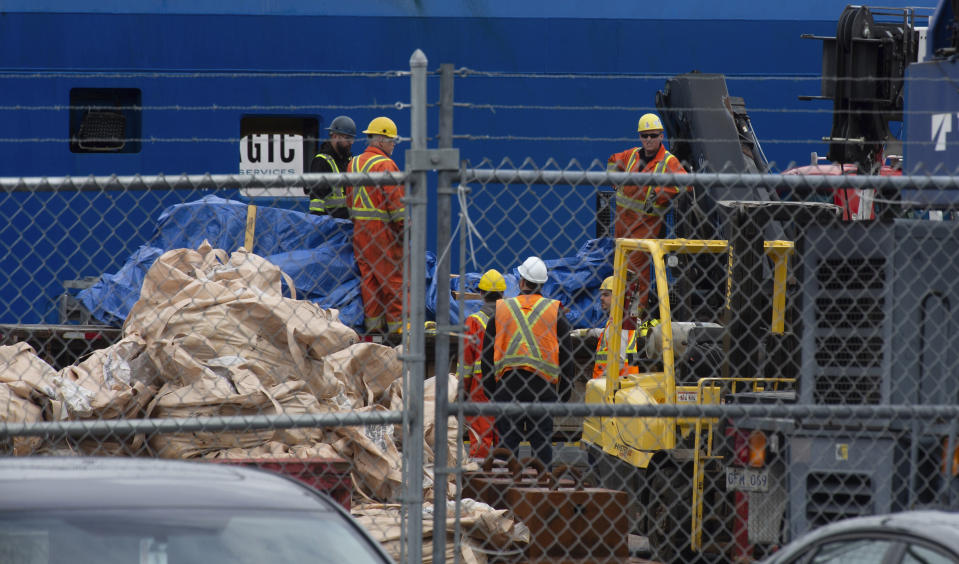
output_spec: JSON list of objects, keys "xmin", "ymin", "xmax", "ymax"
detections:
[
  {"xmin": 346, "ymin": 147, "xmax": 404, "ymax": 225},
  {"xmin": 493, "ymin": 294, "xmax": 561, "ymax": 384},
  {"xmin": 592, "ymin": 318, "xmax": 661, "ymax": 379},
  {"xmin": 592, "ymin": 322, "xmax": 636, "ymax": 379},
  {"xmin": 461, "ymin": 309, "xmax": 491, "ymax": 382},
  {"xmin": 607, "ymin": 144, "xmax": 687, "ymax": 216}
]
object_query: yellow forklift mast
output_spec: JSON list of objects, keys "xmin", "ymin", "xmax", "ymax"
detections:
[
  {"xmin": 583, "ymin": 237, "xmax": 794, "ymax": 456},
  {"xmin": 582, "ymin": 237, "xmax": 796, "ymax": 557}
]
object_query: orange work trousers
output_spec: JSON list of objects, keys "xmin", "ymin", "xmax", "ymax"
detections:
[
  {"xmin": 614, "ymin": 209, "xmax": 664, "ymax": 310},
  {"xmin": 352, "ymin": 219, "xmax": 404, "ymax": 332},
  {"xmin": 465, "ymin": 378, "xmax": 497, "ymax": 459}
]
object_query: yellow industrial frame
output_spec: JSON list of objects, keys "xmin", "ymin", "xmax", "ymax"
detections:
[{"xmin": 599, "ymin": 237, "xmax": 796, "ymax": 553}]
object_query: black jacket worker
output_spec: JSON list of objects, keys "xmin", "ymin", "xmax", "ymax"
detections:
[{"xmin": 306, "ymin": 115, "xmax": 355, "ymax": 219}]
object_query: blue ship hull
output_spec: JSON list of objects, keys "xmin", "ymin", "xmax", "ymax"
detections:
[{"xmin": 0, "ymin": 1, "xmax": 928, "ymax": 323}]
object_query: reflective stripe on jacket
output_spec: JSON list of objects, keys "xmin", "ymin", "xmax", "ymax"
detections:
[
  {"xmin": 609, "ymin": 145, "xmax": 684, "ymax": 216},
  {"xmin": 465, "ymin": 310, "xmax": 490, "ymax": 378},
  {"xmin": 347, "ymin": 152, "xmax": 402, "ymax": 223},
  {"xmin": 593, "ymin": 321, "xmax": 636, "ymax": 379},
  {"xmin": 593, "ymin": 318, "xmax": 661, "ymax": 378},
  {"xmin": 493, "ymin": 294, "xmax": 561, "ymax": 384},
  {"xmin": 626, "ymin": 318, "xmax": 661, "ymax": 358},
  {"xmin": 310, "ymin": 153, "xmax": 345, "ymax": 213}
]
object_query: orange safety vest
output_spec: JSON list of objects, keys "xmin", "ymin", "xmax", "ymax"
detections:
[
  {"xmin": 593, "ymin": 318, "xmax": 661, "ymax": 379},
  {"xmin": 609, "ymin": 146, "xmax": 683, "ymax": 216},
  {"xmin": 493, "ymin": 294, "xmax": 561, "ymax": 384},
  {"xmin": 347, "ymin": 152, "xmax": 402, "ymax": 223},
  {"xmin": 593, "ymin": 323, "xmax": 636, "ymax": 379}
]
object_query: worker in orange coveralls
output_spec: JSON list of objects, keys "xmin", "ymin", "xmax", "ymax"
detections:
[
  {"xmin": 456, "ymin": 269, "xmax": 505, "ymax": 459},
  {"xmin": 347, "ymin": 116, "xmax": 404, "ymax": 333},
  {"xmin": 607, "ymin": 113, "xmax": 687, "ymax": 316}
]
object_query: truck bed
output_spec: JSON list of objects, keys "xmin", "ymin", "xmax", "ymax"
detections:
[{"xmin": 0, "ymin": 323, "xmax": 122, "ymax": 369}]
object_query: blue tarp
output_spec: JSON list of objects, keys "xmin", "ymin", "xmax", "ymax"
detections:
[
  {"xmin": 80, "ymin": 246, "xmax": 165, "ymax": 327},
  {"xmin": 80, "ymin": 195, "xmax": 365, "ymax": 327},
  {"xmin": 80, "ymin": 196, "xmax": 614, "ymax": 330},
  {"xmin": 427, "ymin": 237, "xmax": 615, "ymax": 328}
]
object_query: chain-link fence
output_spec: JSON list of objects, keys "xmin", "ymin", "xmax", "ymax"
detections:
[
  {"xmin": 5, "ymin": 46, "xmax": 959, "ymax": 564},
  {"xmin": 451, "ymin": 163, "xmax": 959, "ymax": 563},
  {"xmin": 0, "ymin": 54, "xmax": 435, "ymax": 564}
]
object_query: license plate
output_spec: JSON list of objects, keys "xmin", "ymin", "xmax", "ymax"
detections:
[{"xmin": 725, "ymin": 467, "xmax": 769, "ymax": 492}]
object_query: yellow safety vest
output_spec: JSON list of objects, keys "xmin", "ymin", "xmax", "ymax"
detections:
[
  {"xmin": 626, "ymin": 318, "xmax": 660, "ymax": 356},
  {"xmin": 310, "ymin": 153, "xmax": 348, "ymax": 215}
]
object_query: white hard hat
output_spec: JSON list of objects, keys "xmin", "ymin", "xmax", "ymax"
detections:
[{"xmin": 517, "ymin": 256, "xmax": 548, "ymax": 284}]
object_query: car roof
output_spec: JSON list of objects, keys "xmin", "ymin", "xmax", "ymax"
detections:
[
  {"xmin": 0, "ymin": 457, "xmax": 339, "ymax": 512},
  {"xmin": 768, "ymin": 510, "xmax": 959, "ymax": 562}
]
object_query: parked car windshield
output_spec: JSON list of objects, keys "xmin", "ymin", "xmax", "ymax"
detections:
[{"xmin": 0, "ymin": 508, "xmax": 388, "ymax": 564}]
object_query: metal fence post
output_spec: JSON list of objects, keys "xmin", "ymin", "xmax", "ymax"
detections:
[
  {"xmin": 432, "ymin": 62, "xmax": 455, "ymax": 564},
  {"xmin": 403, "ymin": 48, "xmax": 429, "ymax": 564}
]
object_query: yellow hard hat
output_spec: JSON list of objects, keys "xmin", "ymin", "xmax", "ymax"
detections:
[
  {"xmin": 478, "ymin": 269, "xmax": 507, "ymax": 292},
  {"xmin": 363, "ymin": 116, "xmax": 398, "ymax": 139},
  {"xmin": 637, "ymin": 113, "xmax": 664, "ymax": 133},
  {"xmin": 600, "ymin": 276, "xmax": 614, "ymax": 291}
]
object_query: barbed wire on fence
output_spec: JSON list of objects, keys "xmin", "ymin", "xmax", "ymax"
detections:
[
  {"xmin": 0, "ymin": 70, "xmax": 421, "ymax": 79},
  {"xmin": 0, "ymin": 102, "xmax": 414, "ymax": 112}
]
